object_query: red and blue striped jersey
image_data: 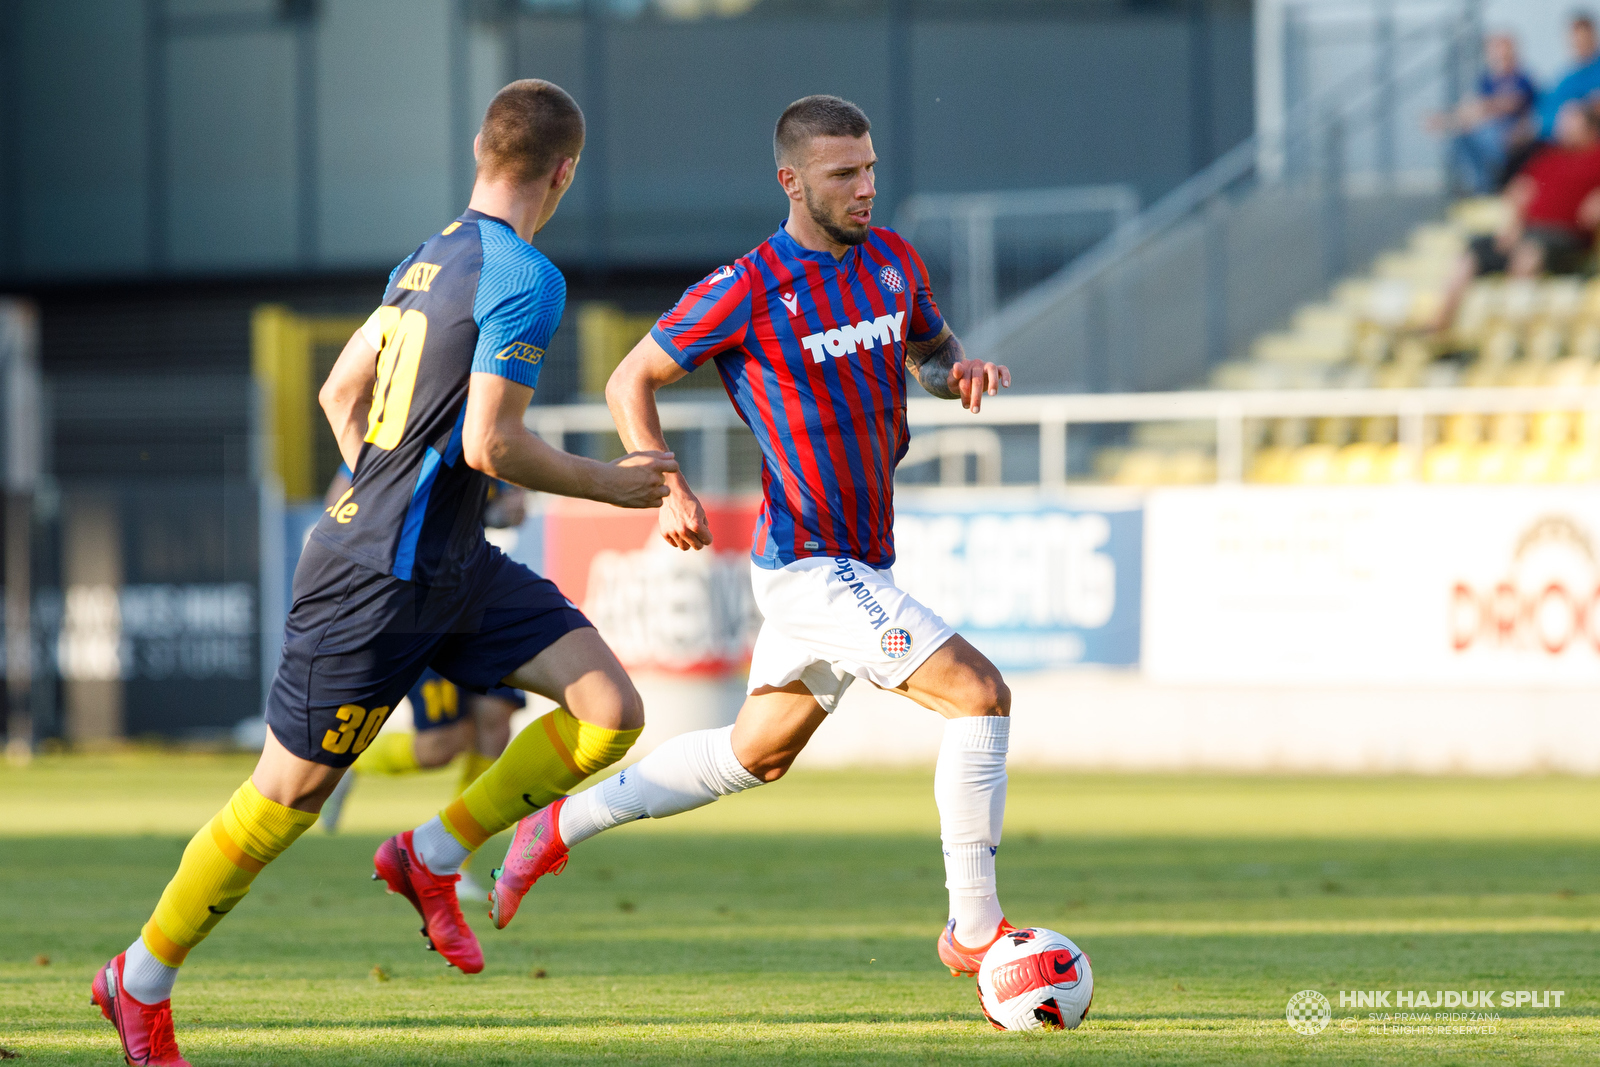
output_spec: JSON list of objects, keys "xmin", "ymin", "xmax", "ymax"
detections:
[{"xmin": 651, "ymin": 223, "xmax": 944, "ymax": 569}]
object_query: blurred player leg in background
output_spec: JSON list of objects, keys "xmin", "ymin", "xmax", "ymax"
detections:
[
  {"xmin": 319, "ymin": 669, "xmax": 466, "ymax": 833},
  {"xmin": 323, "ymin": 670, "xmax": 524, "ymax": 900},
  {"xmin": 390, "ymin": 629, "xmax": 641, "ymax": 910}
]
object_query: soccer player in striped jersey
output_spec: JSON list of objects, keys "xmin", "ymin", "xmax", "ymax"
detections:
[
  {"xmin": 91, "ymin": 80, "xmax": 675, "ymax": 1065},
  {"xmin": 489, "ymin": 95, "xmax": 1019, "ymax": 979}
]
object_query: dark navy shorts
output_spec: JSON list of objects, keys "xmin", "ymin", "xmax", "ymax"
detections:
[
  {"xmin": 266, "ymin": 539, "xmax": 588, "ymax": 767},
  {"xmin": 407, "ymin": 668, "xmax": 527, "ymax": 733}
]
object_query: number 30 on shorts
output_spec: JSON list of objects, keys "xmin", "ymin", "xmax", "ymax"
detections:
[{"xmin": 321, "ymin": 703, "xmax": 392, "ymax": 756}]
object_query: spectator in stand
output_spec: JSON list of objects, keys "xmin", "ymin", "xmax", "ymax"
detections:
[
  {"xmin": 1536, "ymin": 13, "xmax": 1600, "ymax": 140},
  {"xmin": 1430, "ymin": 32, "xmax": 1537, "ymax": 194},
  {"xmin": 1436, "ymin": 101, "xmax": 1600, "ymax": 329}
]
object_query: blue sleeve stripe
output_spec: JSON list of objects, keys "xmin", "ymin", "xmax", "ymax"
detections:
[
  {"xmin": 392, "ymin": 446, "xmax": 443, "ymax": 582},
  {"xmin": 651, "ymin": 325, "xmax": 698, "ymax": 371}
]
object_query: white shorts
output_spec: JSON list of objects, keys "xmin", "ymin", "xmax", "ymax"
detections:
[{"xmin": 747, "ymin": 556, "xmax": 956, "ymax": 712}]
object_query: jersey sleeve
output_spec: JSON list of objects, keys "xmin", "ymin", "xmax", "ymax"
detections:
[
  {"xmin": 358, "ymin": 308, "xmax": 384, "ymax": 351},
  {"xmin": 903, "ymin": 242, "xmax": 946, "ymax": 343},
  {"xmin": 651, "ymin": 265, "xmax": 753, "ymax": 370},
  {"xmin": 471, "ymin": 227, "xmax": 565, "ymax": 391}
]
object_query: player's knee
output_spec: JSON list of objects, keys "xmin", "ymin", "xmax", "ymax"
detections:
[
  {"xmin": 594, "ymin": 674, "xmax": 646, "ymax": 732},
  {"xmin": 411, "ymin": 732, "xmax": 457, "ymax": 769},
  {"xmin": 743, "ymin": 749, "xmax": 797, "ymax": 783},
  {"xmin": 614, "ymin": 678, "xmax": 646, "ymax": 732},
  {"xmin": 954, "ymin": 671, "xmax": 1010, "ymax": 718}
]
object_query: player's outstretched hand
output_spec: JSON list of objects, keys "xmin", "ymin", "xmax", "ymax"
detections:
[
  {"xmin": 949, "ymin": 360, "xmax": 1011, "ymax": 414},
  {"xmin": 658, "ymin": 482, "xmax": 713, "ymax": 552},
  {"xmin": 607, "ymin": 451, "xmax": 678, "ymax": 509}
]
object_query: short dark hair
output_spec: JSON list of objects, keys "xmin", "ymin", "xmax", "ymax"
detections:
[
  {"xmin": 1574, "ymin": 11, "xmax": 1596, "ymax": 31},
  {"xmin": 477, "ymin": 79, "xmax": 585, "ymax": 185},
  {"xmin": 774, "ymin": 95, "xmax": 871, "ymax": 166}
]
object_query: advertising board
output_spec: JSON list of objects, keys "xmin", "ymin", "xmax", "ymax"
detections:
[
  {"xmin": 543, "ymin": 491, "xmax": 1143, "ymax": 674},
  {"xmin": 1145, "ymin": 485, "xmax": 1600, "ymax": 685},
  {"xmin": 892, "ymin": 492, "xmax": 1143, "ymax": 670}
]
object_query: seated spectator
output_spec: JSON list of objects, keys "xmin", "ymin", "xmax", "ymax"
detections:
[
  {"xmin": 1535, "ymin": 13, "xmax": 1600, "ymax": 140},
  {"xmin": 1437, "ymin": 102, "xmax": 1600, "ymax": 328},
  {"xmin": 1430, "ymin": 32, "xmax": 1537, "ymax": 194}
]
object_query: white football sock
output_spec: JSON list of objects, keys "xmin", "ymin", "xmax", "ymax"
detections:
[
  {"xmin": 558, "ymin": 766, "xmax": 647, "ymax": 846},
  {"xmin": 935, "ymin": 714, "xmax": 1009, "ymax": 946},
  {"xmin": 411, "ymin": 815, "xmax": 471, "ymax": 876},
  {"xmin": 121, "ymin": 937, "xmax": 179, "ymax": 1005},
  {"xmin": 558, "ymin": 725, "xmax": 762, "ymax": 847}
]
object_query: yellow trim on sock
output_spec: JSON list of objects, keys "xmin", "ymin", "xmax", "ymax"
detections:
[
  {"xmin": 209, "ymin": 818, "xmax": 264, "ymax": 874},
  {"xmin": 140, "ymin": 920, "xmax": 189, "ymax": 968},
  {"xmin": 441, "ymin": 797, "xmax": 492, "ymax": 850},
  {"xmin": 142, "ymin": 780, "xmax": 318, "ymax": 962},
  {"xmin": 540, "ymin": 712, "xmax": 584, "ymax": 778},
  {"xmin": 452, "ymin": 708, "xmax": 642, "ymax": 842}
]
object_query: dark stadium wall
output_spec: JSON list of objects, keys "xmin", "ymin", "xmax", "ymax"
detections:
[{"xmin": 0, "ymin": 0, "xmax": 1253, "ymax": 284}]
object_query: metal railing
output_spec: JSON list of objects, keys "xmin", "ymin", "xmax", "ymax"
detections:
[
  {"xmin": 894, "ymin": 185, "xmax": 1139, "ymax": 334},
  {"xmin": 526, "ymin": 386, "xmax": 1600, "ymax": 491},
  {"xmin": 968, "ymin": 0, "xmax": 1475, "ymax": 395}
]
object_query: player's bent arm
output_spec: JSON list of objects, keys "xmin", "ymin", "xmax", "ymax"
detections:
[
  {"xmin": 319, "ymin": 329, "xmax": 380, "ymax": 470},
  {"xmin": 903, "ymin": 325, "xmax": 1012, "ymax": 414},
  {"xmin": 605, "ymin": 335, "xmax": 713, "ymax": 550},
  {"xmin": 462, "ymin": 371, "xmax": 677, "ymax": 509}
]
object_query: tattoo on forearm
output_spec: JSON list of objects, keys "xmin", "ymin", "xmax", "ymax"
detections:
[{"xmin": 904, "ymin": 333, "xmax": 964, "ymax": 400}]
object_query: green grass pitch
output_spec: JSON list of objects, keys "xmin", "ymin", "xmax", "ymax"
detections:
[{"xmin": 2, "ymin": 753, "xmax": 1597, "ymax": 1064}]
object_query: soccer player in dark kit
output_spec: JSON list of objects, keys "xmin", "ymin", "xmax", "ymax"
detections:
[{"xmin": 91, "ymin": 79, "xmax": 675, "ymax": 1065}]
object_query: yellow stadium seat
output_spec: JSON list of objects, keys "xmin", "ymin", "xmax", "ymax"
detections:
[
  {"xmin": 1373, "ymin": 443, "xmax": 1419, "ymax": 482},
  {"xmin": 1514, "ymin": 445, "xmax": 1563, "ymax": 482},
  {"xmin": 1556, "ymin": 444, "xmax": 1600, "ymax": 481},
  {"xmin": 1466, "ymin": 443, "xmax": 1518, "ymax": 482},
  {"xmin": 1110, "ymin": 449, "xmax": 1166, "ymax": 486},
  {"xmin": 1439, "ymin": 413, "xmax": 1483, "ymax": 445},
  {"xmin": 1540, "ymin": 358, "xmax": 1591, "ymax": 386},
  {"xmin": 1165, "ymin": 449, "xmax": 1216, "ymax": 484},
  {"xmin": 1524, "ymin": 321, "xmax": 1566, "ymax": 363},
  {"xmin": 1570, "ymin": 320, "xmax": 1600, "ymax": 362},
  {"xmin": 1247, "ymin": 446, "xmax": 1294, "ymax": 484},
  {"xmin": 1423, "ymin": 443, "xmax": 1472, "ymax": 482},
  {"xmin": 1287, "ymin": 444, "xmax": 1340, "ymax": 483},
  {"xmin": 1333, "ymin": 442, "xmax": 1383, "ymax": 483},
  {"xmin": 1529, "ymin": 411, "xmax": 1574, "ymax": 445}
]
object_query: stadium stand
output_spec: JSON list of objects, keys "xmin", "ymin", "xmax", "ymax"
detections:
[{"xmin": 1094, "ymin": 192, "xmax": 1600, "ymax": 487}]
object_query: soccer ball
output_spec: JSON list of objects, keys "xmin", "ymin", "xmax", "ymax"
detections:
[{"xmin": 976, "ymin": 927, "xmax": 1093, "ymax": 1031}]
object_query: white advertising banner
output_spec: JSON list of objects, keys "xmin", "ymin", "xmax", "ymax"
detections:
[{"xmin": 1145, "ymin": 485, "xmax": 1600, "ymax": 685}]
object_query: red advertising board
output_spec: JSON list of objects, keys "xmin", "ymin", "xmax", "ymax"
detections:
[{"xmin": 543, "ymin": 496, "xmax": 762, "ymax": 675}]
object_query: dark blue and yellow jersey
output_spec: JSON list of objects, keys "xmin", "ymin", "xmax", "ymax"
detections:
[{"xmin": 311, "ymin": 209, "xmax": 561, "ymax": 586}]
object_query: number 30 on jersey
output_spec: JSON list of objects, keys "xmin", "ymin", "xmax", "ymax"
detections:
[{"xmin": 365, "ymin": 306, "xmax": 428, "ymax": 451}]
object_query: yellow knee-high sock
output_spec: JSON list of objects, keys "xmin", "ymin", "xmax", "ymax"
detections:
[
  {"xmin": 453, "ymin": 749, "xmax": 496, "ymax": 799},
  {"xmin": 351, "ymin": 731, "xmax": 420, "ymax": 776},
  {"xmin": 438, "ymin": 708, "xmax": 639, "ymax": 850},
  {"xmin": 453, "ymin": 751, "xmax": 498, "ymax": 876},
  {"xmin": 140, "ymin": 780, "xmax": 317, "ymax": 966}
]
